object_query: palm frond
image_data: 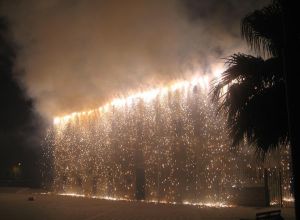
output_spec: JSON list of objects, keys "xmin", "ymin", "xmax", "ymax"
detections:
[
  {"xmin": 211, "ymin": 53, "xmax": 286, "ymax": 158},
  {"xmin": 230, "ymin": 82, "xmax": 288, "ymax": 158},
  {"xmin": 241, "ymin": 0, "xmax": 282, "ymax": 57},
  {"xmin": 211, "ymin": 53, "xmax": 282, "ymax": 105}
]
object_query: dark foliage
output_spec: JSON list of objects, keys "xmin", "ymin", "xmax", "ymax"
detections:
[{"xmin": 212, "ymin": 0, "xmax": 290, "ymax": 158}]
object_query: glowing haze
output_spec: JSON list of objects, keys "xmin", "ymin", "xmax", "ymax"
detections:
[
  {"xmin": 1, "ymin": 0, "xmax": 268, "ymax": 119},
  {"xmin": 53, "ymin": 75, "xmax": 212, "ymax": 124}
]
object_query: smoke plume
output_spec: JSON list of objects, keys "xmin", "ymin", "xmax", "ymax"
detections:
[{"xmin": 0, "ymin": 0, "xmax": 268, "ymax": 119}]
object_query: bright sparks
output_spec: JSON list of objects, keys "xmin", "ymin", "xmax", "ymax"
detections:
[
  {"xmin": 46, "ymin": 73, "xmax": 293, "ymax": 207},
  {"xmin": 53, "ymin": 76, "xmax": 211, "ymax": 125},
  {"xmin": 57, "ymin": 192, "xmax": 233, "ymax": 208}
]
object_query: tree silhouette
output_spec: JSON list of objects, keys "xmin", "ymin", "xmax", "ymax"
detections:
[
  {"xmin": 212, "ymin": 0, "xmax": 288, "ymax": 158},
  {"xmin": 212, "ymin": 0, "xmax": 300, "ymax": 216}
]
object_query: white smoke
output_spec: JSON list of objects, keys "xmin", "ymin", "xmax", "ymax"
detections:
[{"xmin": 0, "ymin": 0, "xmax": 268, "ymax": 119}]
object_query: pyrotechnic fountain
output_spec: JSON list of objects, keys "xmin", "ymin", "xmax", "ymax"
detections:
[{"xmin": 45, "ymin": 75, "xmax": 293, "ymax": 207}]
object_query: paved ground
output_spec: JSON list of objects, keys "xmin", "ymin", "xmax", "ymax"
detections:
[{"xmin": 0, "ymin": 188, "xmax": 296, "ymax": 220}]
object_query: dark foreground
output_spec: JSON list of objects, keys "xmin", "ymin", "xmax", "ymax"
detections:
[{"xmin": 0, "ymin": 188, "xmax": 295, "ymax": 220}]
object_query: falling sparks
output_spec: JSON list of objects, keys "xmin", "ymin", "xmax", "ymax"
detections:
[{"xmin": 45, "ymin": 74, "xmax": 293, "ymax": 206}]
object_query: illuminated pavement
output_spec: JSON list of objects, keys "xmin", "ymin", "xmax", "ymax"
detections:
[{"xmin": 0, "ymin": 189, "xmax": 295, "ymax": 220}]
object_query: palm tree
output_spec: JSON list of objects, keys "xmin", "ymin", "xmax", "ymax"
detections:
[
  {"xmin": 212, "ymin": 0, "xmax": 287, "ymax": 158},
  {"xmin": 211, "ymin": 0, "xmax": 300, "ymax": 215}
]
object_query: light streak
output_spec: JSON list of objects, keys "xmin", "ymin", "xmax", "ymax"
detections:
[
  {"xmin": 57, "ymin": 193, "xmax": 233, "ymax": 208},
  {"xmin": 283, "ymin": 197, "xmax": 294, "ymax": 202},
  {"xmin": 53, "ymin": 76, "xmax": 211, "ymax": 125}
]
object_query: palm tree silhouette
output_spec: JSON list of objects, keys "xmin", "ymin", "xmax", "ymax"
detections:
[
  {"xmin": 212, "ymin": 0, "xmax": 287, "ymax": 158},
  {"xmin": 212, "ymin": 0, "xmax": 300, "ymax": 216}
]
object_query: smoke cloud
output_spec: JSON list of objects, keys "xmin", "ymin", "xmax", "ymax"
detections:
[{"xmin": 1, "ymin": 0, "xmax": 268, "ymax": 119}]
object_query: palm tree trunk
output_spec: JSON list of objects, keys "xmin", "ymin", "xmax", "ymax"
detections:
[{"xmin": 281, "ymin": 1, "xmax": 300, "ymax": 218}]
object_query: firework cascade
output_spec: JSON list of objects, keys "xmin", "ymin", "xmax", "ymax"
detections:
[{"xmin": 45, "ymin": 77, "xmax": 293, "ymax": 205}]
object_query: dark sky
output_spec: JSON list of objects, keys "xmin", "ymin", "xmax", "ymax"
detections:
[
  {"xmin": 0, "ymin": 18, "xmax": 43, "ymax": 185},
  {"xmin": 0, "ymin": 0, "xmax": 269, "ymax": 185}
]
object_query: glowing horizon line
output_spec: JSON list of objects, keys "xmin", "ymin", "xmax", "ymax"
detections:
[
  {"xmin": 53, "ymin": 75, "xmax": 213, "ymax": 125},
  {"xmin": 57, "ymin": 192, "xmax": 233, "ymax": 208}
]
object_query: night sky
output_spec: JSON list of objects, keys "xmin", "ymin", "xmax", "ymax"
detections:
[
  {"xmin": 0, "ymin": 18, "xmax": 43, "ymax": 186},
  {"xmin": 0, "ymin": 0, "xmax": 269, "ymax": 186}
]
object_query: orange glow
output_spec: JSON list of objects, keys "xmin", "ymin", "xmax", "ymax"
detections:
[{"xmin": 53, "ymin": 76, "xmax": 214, "ymax": 125}]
